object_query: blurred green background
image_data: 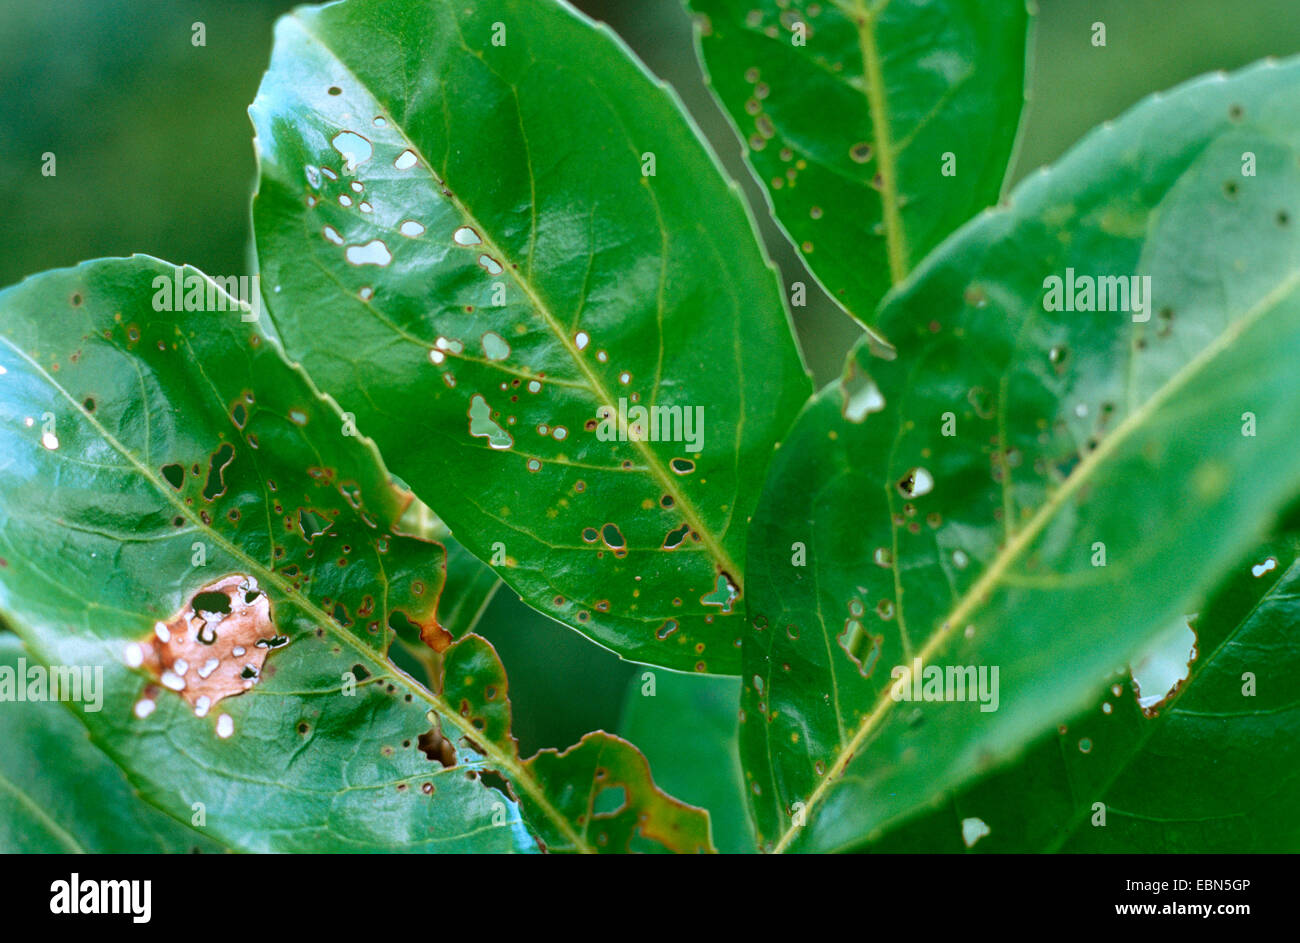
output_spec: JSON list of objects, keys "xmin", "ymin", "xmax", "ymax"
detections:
[{"xmin": 3, "ymin": 0, "xmax": 1299, "ymax": 758}]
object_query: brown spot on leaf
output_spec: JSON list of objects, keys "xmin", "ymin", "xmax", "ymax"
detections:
[{"xmin": 128, "ymin": 575, "xmax": 285, "ymax": 717}]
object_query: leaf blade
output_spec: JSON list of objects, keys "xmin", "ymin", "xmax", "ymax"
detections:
[
  {"xmin": 687, "ymin": 0, "xmax": 1032, "ymax": 322},
  {"xmin": 870, "ymin": 529, "xmax": 1300, "ymax": 852},
  {"xmin": 742, "ymin": 58, "xmax": 1300, "ymax": 852},
  {"xmin": 251, "ymin": 0, "xmax": 811, "ymax": 673},
  {"xmin": 0, "ymin": 633, "xmax": 223, "ymax": 853},
  {"xmin": 0, "ymin": 257, "xmax": 539, "ymax": 851}
]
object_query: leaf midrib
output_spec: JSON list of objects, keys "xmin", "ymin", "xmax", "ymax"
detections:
[
  {"xmin": 0, "ymin": 314, "xmax": 590, "ymax": 854},
  {"xmin": 772, "ymin": 263, "xmax": 1300, "ymax": 853},
  {"xmin": 843, "ymin": 0, "xmax": 908, "ymax": 285},
  {"xmin": 287, "ymin": 10, "xmax": 744, "ymax": 590}
]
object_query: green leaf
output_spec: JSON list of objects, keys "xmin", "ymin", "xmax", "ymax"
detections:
[
  {"xmin": 619, "ymin": 669, "xmax": 757, "ymax": 853},
  {"xmin": 394, "ymin": 492, "xmax": 502, "ymax": 638},
  {"xmin": 0, "ymin": 257, "xmax": 705, "ymax": 852},
  {"xmin": 741, "ymin": 58, "xmax": 1300, "ymax": 852},
  {"xmin": 250, "ymin": 0, "xmax": 811, "ymax": 674},
  {"xmin": 386, "ymin": 493, "xmax": 501, "ymax": 687},
  {"xmin": 444, "ymin": 636, "xmax": 713, "ymax": 853},
  {"xmin": 0, "ymin": 633, "xmax": 222, "ymax": 853},
  {"xmin": 870, "ymin": 528, "xmax": 1300, "ymax": 852},
  {"xmin": 686, "ymin": 0, "xmax": 1031, "ymax": 323}
]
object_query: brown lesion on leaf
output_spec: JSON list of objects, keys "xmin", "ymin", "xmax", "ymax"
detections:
[
  {"xmin": 306, "ymin": 465, "xmax": 336, "ymax": 485},
  {"xmin": 126, "ymin": 575, "xmax": 287, "ymax": 717},
  {"xmin": 418, "ymin": 617, "xmax": 454, "ymax": 652},
  {"xmin": 389, "ymin": 606, "xmax": 452, "ymax": 653},
  {"xmin": 407, "ymin": 604, "xmax": 452, "ymax": 653}
]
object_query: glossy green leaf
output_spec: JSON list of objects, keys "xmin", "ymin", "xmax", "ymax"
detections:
[
  {"xmin": 869, "ymin": 528, "xmax": 1300, "ymax": 852},
  {"xmin": 0, "ymin": 257, "xmax": 705, "ymax": 853},
  {"xmin": 0, "ymin": 633, "xmax": 222, "ymax": 853},
  {"xmin": 619, "ymin": 669, "xmax": 757, "ymax": 853},
  {"xmin": 741, "ymin": 58, "xmax": 1300, "ymax": 852},
  {"xmin": 250, "ymin": 0, "xmax": 811, "ymax": 674},
  {"xmin": 687, "ymin": 0, "xmax": 1031, "ymax": 323}
]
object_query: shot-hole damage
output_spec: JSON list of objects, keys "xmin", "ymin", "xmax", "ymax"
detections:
[
  {"xmin": 418, "ymin": 716, "xmax": 458, "ymax": 768},
  {"xmin": 593, "ymin": 785, "xmax": 629, "ymax": 816},
  {"xmin": 601, "ymin": 523, "xmax": 627, "ymax": 557},
  {"xmin": 840, "ymin": 361, "xmax": 885, "ymax": 422},
  {"xmin": 1130, "ymin": 615, "xmax": 1198, "ymax": 717},
  {"xmin": 297, "ymin": 507, "xmax": 333, "ymax": 543},
  {"xmin": 1251, "ymin": 556, "xmax": 1278, "ymax": 577},
  {"xmin": 161, "ymin": 463, "xmax": 185, "ymax": 491},
  {"xmin": 201, "ymin": 443, "xmax": 235, "ymax": 501},
  {"xmin": 662, "ymin": 524, "xmax": 691, "ymax": 550},
  {"xmin": 896, "ymin": 467, "xmax": 934, "ymax": 498},
  {"xmin": 838, "ymin": 608, "xmax": 883, "ymax": 678},
  {"xmin": 468, "ymin": 394, "xmax": 513, "ymax": 450},
  {"xmin": 701, "ymin": 572, "xmax": 739, "ymax": 614}
]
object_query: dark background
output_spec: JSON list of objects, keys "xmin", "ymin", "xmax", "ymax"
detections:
[{"xmin": 2, "ymin": 0, "xmax": 1298, "ymax": 752}]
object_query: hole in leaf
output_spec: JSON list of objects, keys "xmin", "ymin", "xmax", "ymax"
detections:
[
  {"xmin": 663, "ymin": 524, "xmax": 691, "ymax": 550},
  {"xmin": 837, "ymin": 618, "xmax": 882, "ymax": 677},
  {"xmin": 418, "ymin": 720, "xmax": 457, "ymax": 768},
  {"xmin": 593, "ymin": 786, "xmax": 628, "ymax": 816},
  {"xmin": 840, "ymin": 360, "xmax": 884, "ymax": 422},
  {"xmin": 297, "ymin": 508, "xmax": 332, "ymax": 543},
  {"xmin": 161, "ymin": 463, "xmax": 185, "ymax": 490},
  {"xmin": 192, "ymin": 591, "xmax": 231, "ymax": 615},
  {"xmin": 601, "ymin": 523, "xmax": 626, "ymax": 554},
  {"xmin": 201, "ymin": 443, "xmax": 235, "ymax": 501},
  {"xmin": 897, "ymin": 467, "xmax": 934, "ymax": 498},
  {"xmin": 1130, "ymin": 615, "xmax": 1197, "ymax": 716}
]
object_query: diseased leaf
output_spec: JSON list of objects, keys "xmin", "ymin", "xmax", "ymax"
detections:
[
  {"xmin": 619, "ymin": 670, "xmax": 757, "ymax": 853},
  {"xmin": 687, "ymin": 0, "xmax": 1031, "ymax": 323},
  {"xmin": 444, "ymin": 636, "xmax": 713, "ymax": 853},
  {"xmin": 0, "ymin": 257, "xmax": 705, "ymax": 852},
  {"xmin": 250, "ymin": 0, "xmax": 811, "ymax": 674},
  {"xmin": 0, "ymin": 257, "xmax": 533, "ymax": 852},
  {"xmin": 0, "ymin": 633, "xmax": 223, "ymax": 853},
  {"xmin": 871, "ymin": 528, "xmax": 1300, "ymax": 852},
  {"xmin": 395, "ymin": 493, "xmax": 502, "ymax": 641},
  {"xmin": 741, "ymin": 59, "xmax": 1300, "ymax": 852}
]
